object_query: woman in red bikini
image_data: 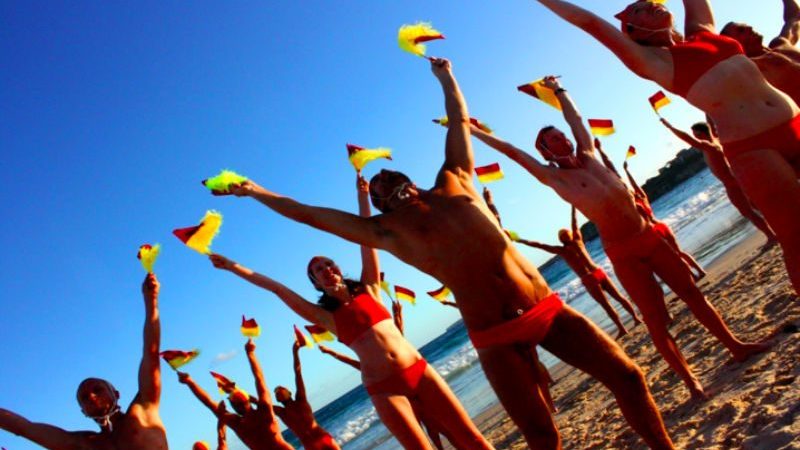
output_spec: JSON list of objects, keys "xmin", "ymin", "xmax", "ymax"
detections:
[
  {"xmin": 535, "ymin": 0, "xmax": 800, "ymax": 295},
  {"xmin": 208, "ymin": 175, "xmax": 493, "ymax": 450}
]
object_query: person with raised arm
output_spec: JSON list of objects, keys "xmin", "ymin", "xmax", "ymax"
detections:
[
  {"xmin": 721, "ymin": 0, "xmax": 800, "ymax": 105},
  {"xmin": 0, "ymin": 274, "xmax": 168, "ymax": 450},
  {"xmin": 468, "ymin": 76, "xmax": 769, "ymax": 400},
  {"xmin": 209, "ymin": 58, "xmax": 674, "ymax": 450},
  {"xmin": 209, "ymin": 172, "xmax": 492, "ymax": 450},
  {"xmin": 514, "ymin": 205, "xmax": 640, "ymax": 338},
  {"xmin": 177, "ymin": 338, "xmax": 295, "ymax": 450},
  {"xmin": 534, "ymin": 0, "xmax": 800, "ymax": 296},
  {"xmin": 272, "ymin": 340, "xmax": 339, "ymax": 450},
  {"xmin": 659, "ymin": 118, "xmax": 777, "ymax": 242}
]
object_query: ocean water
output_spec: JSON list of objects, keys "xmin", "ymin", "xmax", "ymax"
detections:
[{"xmin": 303, "ymin": 168, "xmax": 760, "ymax": 450}]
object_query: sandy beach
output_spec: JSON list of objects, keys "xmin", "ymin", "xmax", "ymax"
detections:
[{"xmin": 472, "ymin": 231, "xmax": 800, "ymax": 450}]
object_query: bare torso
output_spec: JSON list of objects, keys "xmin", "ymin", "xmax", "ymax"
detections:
[
  {"xmin": 377, "ymin": 173, "xmax": 550, "ymax": 331},
  {"xmin": 276, "ymin": 402, "xmax": 329, "ymax": 446},
  {"xmin": 701, "ymin": 147, "xmax": 739, "ymax": 189},
  {"xmin": 753, "ymin": 46, "xmax": 800, "ymax": 105},
  {"xmin": 340, "ymin": 319, "xmax": 422, "ymax": 385},
  {"xmin": 561, "ymin": 239, "xmax": 598, "ymax": 276},
  {"xmin": 73, "ymin": 405, "xmax": 168, "ymax": 450},
  {"xmin": 227, "ymin": 407, "xmax": 293, "ymax": 450}
]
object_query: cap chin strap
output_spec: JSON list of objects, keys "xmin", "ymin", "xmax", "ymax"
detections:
[
  {"xmin": 85, "ymin": 403, "xmax": 121, "ymax": 432},
  {"xmin": 542, "ymin": 148, "xmax": 579, "ymax": 167}
]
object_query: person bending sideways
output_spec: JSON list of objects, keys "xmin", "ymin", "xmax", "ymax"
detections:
[
  {"xmin": 209, "ymin": 58, "xmax": 674, "ymax": 450},
  {"xmin": 0, "ymin": 274, "xmax": 168, "ymax": 449},
  {"xmin": 468, "ymin": 75, "xmax": 770, "ymax": 400},
  {"xmin": 177, "ymin": 338, "xmax": 295, "ymax": 450}
]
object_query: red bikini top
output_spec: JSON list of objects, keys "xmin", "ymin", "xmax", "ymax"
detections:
[
  {"xmin": 333, "ymin": 292, "xmax": 392, "ymax": 346},
  {"xmin": 669, "ymin": 31, "xmax": 744, "ymax": 97}
]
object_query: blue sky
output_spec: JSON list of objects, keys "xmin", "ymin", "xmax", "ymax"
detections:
[{"xmin": 0, "ymin": 1, "xmax": 781, "ymax": 448}]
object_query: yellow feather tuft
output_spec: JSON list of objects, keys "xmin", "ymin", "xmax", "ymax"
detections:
[
  {"xmin": 203, "ymin": 170, "xmax": 248, "ymax": 193},
  {"xmin": 188, "ymin": 211, "xmax": 223, "ymax": 255},
  {"xmin": 138, "ymin": 243, "xmax": 161, "ymax": 273}
]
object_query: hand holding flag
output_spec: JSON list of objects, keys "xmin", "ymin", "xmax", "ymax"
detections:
[
  {"xmin": 433, "ymin": 116, "xmax": 493, "ymax": 134},
  {"xmin": 517, "ymin": 76, "xmax": 563, "ymax": 111},
  {"xmin": 202, "ymin": 170, "xmax": 249, "ymax": 195},
  {"xmin": 398, "ymin": 22, "xmax": 445, "ymax": 59}
]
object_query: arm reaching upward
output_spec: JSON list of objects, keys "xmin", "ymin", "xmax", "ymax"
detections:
[
  {"xmin": 571, "ymin": 206, "xmax": 582, "ymax": 241},
  {"xmin": 543, "ymin": 76, "xmax": 593, "ymax": 155},
  {"xmin": 623, "ymin": 162, "xmax": 647, "ymax": 198},
  {"xmin": 683, "ymin": 0, "xmax": 716, "ymax": 35},
  {"xmin": 482, "ymin": 187, "xmax": 503, "ymax": 227},
  {"xmin": 470, "ymin": 124, "xmax": 558, "ymax": 185},
  {"xmin": 244, "ymin": 339, "xmax": 274, "ymax": 417},
  {"xmin": 0, "ymin": 408, "xmax": 87, "ymax": 450},
  {"xmin": 209, "ymin": 254, "xmax": 336, "ymax": 331},
  {"xmin": 319, "ymin": 345, "xmax": 362, "ymax": 370},
  {"xmin": 535, "ymin": 0, "xmax": 667, "ymax": 81},
  {"xmin": 177, "ymin": 372, "xmax": 220, "ymax": 413},
  {"xmin": 391, "ymin": 300, "xmax": 404, "ymax": 335},
  {"xmin": 515, "ymin": 238, "xmax": 563, "ymax": 254},
  {"xmin": 137, "ymin": 273, "xmax": 161, "ymax": 408},
  {"xmin": 432, "ymin": 58, "xmax": 475, "ymax": 188},
  {"xmin": 593, "ymin": 138, "xmax": 622, "ymax": 178},
  {"xmin": 216, "ymin": 180, "xmax": 394, "ymax": 252},
  {"xmin": 659, "ymin": 118, "xmax": 718, "ymax": 152},
  {"xmin": 356, "ymin": 174, "xmax": 381, "ymax": 292},
  {"xmin": 216, "ymin": 406, "xmax": 228, "ymax": 450},
  {"xmin": 292, "ymin": 342, "xmax": 308, "ymax": 404},
  {"xmin": 773, "ymin": 0, "xmax": 800, "ymax": 46}
]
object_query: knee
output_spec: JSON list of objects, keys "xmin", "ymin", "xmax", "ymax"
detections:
[{"xmin": 608, "ymin": 360, "xmax": 647, "ymax": 392}]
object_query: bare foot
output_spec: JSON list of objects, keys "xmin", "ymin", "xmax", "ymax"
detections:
[
  {"xmin": 616, "ymin": 328, "xmax": 628, "ymax": 339},
  {"xmin": 688, "ymin": 381, "xmax": 708, "ymax": 402},
  {"xmin": 732, "ymin": 341, "xmax": 772, "ymax": 363}
]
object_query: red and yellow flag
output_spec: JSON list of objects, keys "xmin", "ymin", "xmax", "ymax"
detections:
[
  {"xmin": 433, "ymin": 116, "xmax": 493, "ymax": 134},
  {"xmin": 588, "ymin": 119, "xmax": 615, "ymax": 136},
  {"xmin": 626, "ymin": 145, "xmax": 637, "ymax": 160},
  {"xmin": 648, "ymin": 91, "xmax": 671, "ymax": 112},
  {"xmin": 394, "ymin": 285, "xmax": 416, "ymax": 305},
  {"xmin": 229, "ymin": 388, "xmax": 250, "ymax": 403},
  {"xmin": 505, "ymin": 229, "xmax": 521, "ymax": 242},
  {"xmin": 347, "ymin": 144, "xmax": 392, "ymax": 172},
  {"xmin": 426, "ymin": 285, "xmax": 452, "ymax": 302},
  {"xmin": 160, "ymin": 349, "xmax": 200, "ymax": 370},
  {"xmin": 137, "ymin": 243, "xmax": 160, "ymax": 274},
  {"xmin": 305, "ymin": 324, "xmax": 335, "ymax": 343},
  {"xmin": 398, "ymin": 22, "xmax": 445, "ymax": 57},
  {"xmin": 380, "ymin": 272, "xmax": 394, "ymax": 300},
  {"xmin": 173, "ymin": 210, "xmax": 223, "ymax": 255},
  {"xmin": 294, "ymin": 325, "xmax": 313, "ymax": 348},
  {"xmin": 210, "ymin": 371, "xmax": 237, "ymax": 395},
  {"xmin": 517, "ymin": 79, "xmax": 562, "ymax": 111},
  {"xmin": 202, "ymin": 170, "xmax": 248, "ymax": 194},
  {"xmin": 241, "ymin": 316, "xmax": 261, "ymax": 338},
  {"xmin": 193, "ymin": 442, "xmax": 211, "ymax": 450},
  {"xmin": 475, "ymin": 163, "xmax": 505, "ymax": 184}
]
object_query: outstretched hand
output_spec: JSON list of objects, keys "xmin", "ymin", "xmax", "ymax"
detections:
[
  {"xmin": 209, "ymin": 254, "xmax": 235, "ymax": 271},
  {"xmin": 593, "ymin": 138, "xmax": 602, "ymax": 150},
  {"xmin": 142, "ymin": 273, "xmax": 160, "ymax": 299},
  {"xmin": 177, "ymin": 371, "xmax": 191, "ymax": 384},
  {"xmin": 356, "ymin": 174, "xmax": 369, "ymax": 193},
  {"xmin": 207, "ymin": 180, "xmax": 257, "ymax": 197},
  {"xmin": 245, "ymin": 338, "xmax": 256, "ymax": 353}
]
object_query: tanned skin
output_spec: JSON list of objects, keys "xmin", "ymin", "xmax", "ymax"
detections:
[
  {"xmin": 210, "ymin": 58, "xmax": 673, "ymax": 450},
  {"xmin": 721, "ymin": 0, "xmax": 800, "ymax": 105},
  {"xmin": 659, "ymin": 118, "xmax": 777, "ymax": 242},
  {"xmin": 469, "ymin": 75, "xmax": 768, "ymax": 401},
  {"xmin": 0, "ymin": 274, "xmax": 168, "ymax": 450},
  {"xmin": 177, "ymin": 339, "xmax": 295, "ymax": 450},
  {"xmin": 272, "ymin": 341, "xmax": 339, "ymax": 450}
]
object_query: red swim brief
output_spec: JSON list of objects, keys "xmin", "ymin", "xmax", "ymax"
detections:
[
  {"xmin": 723, "ymin": 114, "xmax": 800, "ymax": 160},
  {"xmin": 365, "ymin": 358, "xmax": 428, "ymax": 397},
  {"xmin": 468, "ymin": 293, "xmax": 565, "ymax": 350},
  {"xmin": 581, "ymin": 267, "xmax": 608, "ymax": 285}
]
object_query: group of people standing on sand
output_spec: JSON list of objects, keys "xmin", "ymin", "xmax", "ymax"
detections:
[{"xmin": 2, "ymin": 0, "xmax": 799, "ymax": 449}]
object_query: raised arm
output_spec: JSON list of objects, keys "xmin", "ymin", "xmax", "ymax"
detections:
[
  {"xmin": 470, "ymin": 124, "xmax": 558, "ymax": 185},
  {"xmin": 515, "ymin": 238, "xmax": 563, "ymax": 254},
  {"xmin": 356, "ymin": 174, "xmax": 381, "ymax": 290},
  {"xmin": 209, "ymin": 254, "xmax": 336, "ymax": 331},
  {"xmin": 244, "ymin": 339, "xmax": 274, "ymax": 416},
  {"xmin": 0, "ymin": 408, "xmax": 87, "ymax": 450},
  {"xmin": 177, "ymin": 372, "xmax": 220, "ymax": 414},
  {"xmin": 543, "ymin": 76, "xmax": 593, "ymax": 155},
  {"xmin": 623, "ymin": 162, "xmax": 647, "ymax": 198},
  {"xmin": 683, "ymin": 0, "xmax": 716, "ymax": 35},
  {"xmin": 482, "ymin": 187, "xmax": 503, "ymax": 227},
  {"xmin": 571, "ymin": 206, "xmax": 582, "ymax": 240},
  {"xmin": 432, "ymin": 58, "xmax": 475, "ymax": 188},
  {"xmin": 593, "ymin": 138, "xmax": 622, "ymax": 179},
  {"xmin": 137, "ymin": 273, "xmax": 161, "ymax": 408},
  {"xmin": 216, "ymin": 407, "xmax": 228, "ymax": 450},
  {"xmin": 659, "ymin": 118, "xmax": 716, "ymax": 152},
  {"xmin": 219, "ymin": 180, "xmax": 394, "ymax": 252},
  {"xmin": 535, "ymin": 0, "xmax": 667, "ymax": 81},
  {"xmin": 318, "ymin": 345, "xmax": 362, "ymax": 370},
  {"xmin": 772, "ymin": 0, "xmax": 800, "ymax": 47},
  {"xmin": 391, "ymin": 299, "xmax": 404, "ymax": 335},
  {"xmin": 291, "ymin": 341, "xmax": 308, "ymax": 403}
]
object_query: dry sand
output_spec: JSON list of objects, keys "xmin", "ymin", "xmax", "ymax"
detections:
[{"xmin": 472, "ymin": 232, "xmax": 800, "ymax": 449}]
